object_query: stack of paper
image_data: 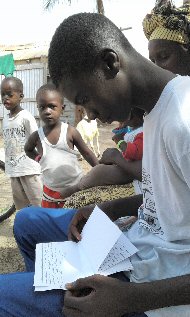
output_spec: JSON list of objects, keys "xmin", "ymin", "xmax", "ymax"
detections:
[{"xmin": 34, "ymin": 206, "xmax": 138, "ymax": 291}]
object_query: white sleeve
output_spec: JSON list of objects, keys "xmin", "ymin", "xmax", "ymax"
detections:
[
  {"xmin": 23, "ymin": 111, "xmax": 38, "ymax": 135},
  {"xmin": 178, "ymin": 152, "xmax": 190, "ymax": 188}
]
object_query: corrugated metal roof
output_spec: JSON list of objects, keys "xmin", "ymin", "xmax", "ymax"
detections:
[{"xmin": 0, "ymin": 42, "xmax": 49, "ymax": 61}]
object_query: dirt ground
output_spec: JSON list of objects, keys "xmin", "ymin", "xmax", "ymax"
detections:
[{"xmin": 0, "ymin": 123, "xmax": 117, "ymax": 274}]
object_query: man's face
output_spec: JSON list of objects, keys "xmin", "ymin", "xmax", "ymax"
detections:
[
  {"xmin": 59, "ymin": 71, "xmax": 132, "ymax": 124},
  {"xmin": 148, "ymin": 39, "xmax": 190, "ymax": 75}
]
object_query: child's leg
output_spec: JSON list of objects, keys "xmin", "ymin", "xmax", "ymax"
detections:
[
  {"xmin": 14, "ymin": 206, "xmax": 76, "ymax": 272},
  {"xmin": 10, "ymin": 177, "xmax": 30, "ymax": 209},
  {"xmin": 19, "ymin": 174, "xmax": 43, "ymax": 207},
  {"xmin": 95, "ymin": 131, "xmax": 101, "ymax": 157},
  {"xmin": 60, "ymin": 183, "xmax": 81, "ymax": 199},
  {"xmin": 61, "ymin": 164, "xmax": 133, "ymax": 199},
  {"xmin": 79, "ymin": 164, "xmax": 134, "ymax": 190},
  {"xmin": 61, "ymin": 164, "xmax": 134, "ymax": 199}
]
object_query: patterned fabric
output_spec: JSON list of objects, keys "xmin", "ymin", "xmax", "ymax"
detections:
[
  {"xmin": 41, "ymin": 185, "xmax": 65, "ymax": 208},
  {"xmin": 122, "ymin": 132, "xmax": 143, "ymax": 161},
  {"xmin": 64, "ymin": 183, "xmax": 135, "ymax": 209},
  {"xmin": 143, "ymin": 1, "xmax": 190, "ymax": 44}
]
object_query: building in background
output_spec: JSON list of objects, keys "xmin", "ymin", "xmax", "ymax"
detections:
[{"xmin": 0, "ymin": 43, "xmax": 76, "ymax": 131}]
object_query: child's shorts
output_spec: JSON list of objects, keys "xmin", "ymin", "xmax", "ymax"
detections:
[
  {"xmin": 10, "ymin": 175, "xmax": 43, "ymax": 210},
  {"xmin": 41, "ymin": 185, "xmax": 65, "ymax": 209}
]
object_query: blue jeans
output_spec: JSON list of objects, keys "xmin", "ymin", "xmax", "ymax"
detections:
[{"xmin": 0, "ymin": 206, "xmax": 147, "ymax": 317}]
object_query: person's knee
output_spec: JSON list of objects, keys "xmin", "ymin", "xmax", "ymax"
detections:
[{"xmin": 14, "ymin": 206, "xmax": 42, "ymax": 239}]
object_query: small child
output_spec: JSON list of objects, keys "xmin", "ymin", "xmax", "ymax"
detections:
[
  {"xmin": 61, "ymin": 107, "xmax": 144, "ymax": 199},
  {"xmin": 112, "ymin": 107, "xmax": 144, "ymax": 161},
  {"xmin": 1, "ymin": 77, "xmax": 42, "ymax": 210},
  {"xmin": 112, "ymin": 121, "xmax": 130, "ymax": 135},
  {"xmin": 25, "ymin": 83, "xmax": 99, "ymax": 208}
]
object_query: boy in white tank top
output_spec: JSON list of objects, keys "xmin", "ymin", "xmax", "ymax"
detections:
[{"xmin": 24, "ymin": 83, "xmax": 99, "ymax": 208}]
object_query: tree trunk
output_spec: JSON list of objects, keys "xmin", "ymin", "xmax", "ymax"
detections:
[{"xmin": 97, "ymin": 0, "xmax": 105, "ymax": 14}]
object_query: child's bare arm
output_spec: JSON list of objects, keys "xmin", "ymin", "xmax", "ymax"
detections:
[
  {"xmin": 24, "ymin": 131, "xmax": 41, "ymax": 160},
  {"xmin": 100, "ymin": 148, "xmax": 142, "ymax": 181},
  {"xmin": 112, "ymin": 133, "xmax": 128, "ymax": 152},
  {"xmin": 69, "ymin": 126, "xmax": 99, "ymax": 166}
]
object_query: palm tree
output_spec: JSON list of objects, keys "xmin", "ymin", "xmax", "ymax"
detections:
[{"xmin": 43, "ymin": 0, "xmax": 105, "ymax": 14}]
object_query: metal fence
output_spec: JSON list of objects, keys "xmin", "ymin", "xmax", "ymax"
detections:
[{"xmin": 0, "ymin": 62, "xmax": 75, "ymax": 132}]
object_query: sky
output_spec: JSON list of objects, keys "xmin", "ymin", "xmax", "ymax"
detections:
[{"xmin": 0, "ymin": 0, "xmax": 183, "ymax": 58}]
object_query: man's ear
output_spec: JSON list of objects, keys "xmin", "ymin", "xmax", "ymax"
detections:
[{"xmin": 100, "ymin": 49, "xmax": 120, "ymax": 77}]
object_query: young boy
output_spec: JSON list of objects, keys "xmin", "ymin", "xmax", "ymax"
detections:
[
  {"xmin": 25, "ymin": 83, "xmax": 99, "ymax": 208},
  {"xmin": 112, "ymin": 107, "xmax": 144, "ymax": 161},
  {"xmin": 1, "ymin": 76, "xmax": 42, "ymax": 210}
]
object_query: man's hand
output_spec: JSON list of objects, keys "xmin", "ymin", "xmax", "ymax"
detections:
[
  {"xmin": 68, "ymin": 204, "xmax": 95, "ymax": 241},
  {"xmin": 99, "ymin": 148, "xmax": 123, "ymax": 165},
  {"xmin": 63, "ymin": 275, "xmax": 137, "ymax": 317},
  {"xmin": 63, "ymin": 273, "xmax": 190, "ymax": 316}
]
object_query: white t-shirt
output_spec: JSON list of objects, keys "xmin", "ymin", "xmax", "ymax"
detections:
[
  {"xmin": 3, "ymin": 109, "xmax": 41, "ymax": 177},
  {"xmin": 125, "ymin": 76, "xmax": 190, "ymax": 316}
]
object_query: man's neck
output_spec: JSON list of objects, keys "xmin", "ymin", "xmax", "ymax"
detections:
[
  {"xmin": 130, "ymin": 56, "xmax": 176, "ymax": 114},
  {"xmin": 145, "ymin": 73, "xmax": 176, "ymax": 114}
]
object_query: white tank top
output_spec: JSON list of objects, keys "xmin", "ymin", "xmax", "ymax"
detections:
[{"xmin": 38, "ymin": 122, "xmax": 83, "ymax": 191}]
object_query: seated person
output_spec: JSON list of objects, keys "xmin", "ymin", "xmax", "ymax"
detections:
[{"xmin": 0, "ymin": 11, "xmax": 190, "ymax": 317}]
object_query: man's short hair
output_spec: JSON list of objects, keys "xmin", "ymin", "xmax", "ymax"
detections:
[{"xmin": 48, "ymin": 13, "xmax": 132, "ymax": 86}]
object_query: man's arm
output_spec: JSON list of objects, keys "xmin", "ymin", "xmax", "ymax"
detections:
[
  {"xmin": 100, "ymin": 148, "xmax": 142, "ymax": 181},
  {"xmin": 68, "ymin": 194, "xmax": 142, "ymax": 241},
  {"xmin": 134, "ymin": 274, "xmax": 190, "ymax": 312},
  {"xmin": 98, "ymin": 194, "xmax": 142, "ymax": 220},
  {"xmin": 63, "ymin": 274, "xmax": 190, "ymax": 316}
]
